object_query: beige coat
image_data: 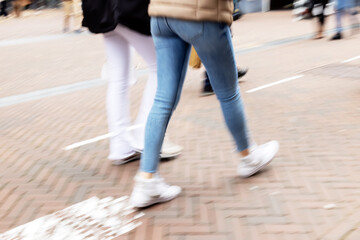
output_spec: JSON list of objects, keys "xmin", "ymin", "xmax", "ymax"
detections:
[{"xmin": 148, "ymin": 0, "xmax": 234, "ymax": 26}]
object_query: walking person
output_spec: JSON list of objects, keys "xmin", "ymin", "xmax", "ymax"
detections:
[
  {"xmin": 82, "ymin": 0, "xmax": 182, "ymax": 165},
  {"xmin": 130, "ymin": 0, "xmax": 279, "ymax": 207},
  {"xmin": 309, "ymin": 0, "xmax": 329, "ymax": 39},
  {"xmin": 330, "ymin": 0, "xmax": 359, "ymax": 40}
]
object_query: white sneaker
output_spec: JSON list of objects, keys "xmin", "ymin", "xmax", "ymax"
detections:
[
  {"xmin": 111, "ymin": 152, "xmax": 141, "ymax": 166},
  {"xmin": 237, "ymin": 140, "xmax": 279, "ymax": 178},
  {"xmin": 132, "ymin": 136, "xmax": 183, "ymax": 159},
  {"xmin": 130, "ymin": 174, "xmax": 181, "ymax": 208},
  {"xmin": 160, "ymin": 137, "xmax": 183, "ymax": 158}
]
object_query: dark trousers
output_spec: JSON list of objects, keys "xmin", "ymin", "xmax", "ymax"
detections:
[
  {"xmin": 0, "ymin": 1, "xmax": 8, "ymax": 16},
  {"xmin": 310, "ymin": 0, "xmax": 329, "ymax": 25}
]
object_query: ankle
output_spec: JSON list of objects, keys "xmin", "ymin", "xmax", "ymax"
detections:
[
  {"xmin": 140, "ymin": 172, "xmax": 153, "ymax": 179},
  {"xmin": 239, "ymin": 149, "xmax": 250, "ymax": 157}
]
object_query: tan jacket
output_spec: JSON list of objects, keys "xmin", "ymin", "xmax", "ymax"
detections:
[{"xmin": 148, "ymin": 0, "xmax": 234, "ymax": 26}]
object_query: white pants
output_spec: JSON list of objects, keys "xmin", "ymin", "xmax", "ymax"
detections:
[{"xmin": 103, "ymin": 24, "xmax": 157, "ymax": 160}]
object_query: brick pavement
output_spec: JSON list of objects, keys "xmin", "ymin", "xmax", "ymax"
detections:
[{"xmin": 1, "ymin": 9, "xmax": 360, "ymax": 240}]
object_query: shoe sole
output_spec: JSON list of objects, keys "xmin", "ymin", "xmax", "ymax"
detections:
[
  {"xmin": 200, "ymin": 92, "xmax": 215, "ymax": 97},
  {"xmin": 160, "ymin": 151, "xmax": 181, "ymax": 159},
  {"xmin": 238, "ymin": 157, "xmax": 274, "ymax": 178},
  {"xmin": 131, "ymin": 193, "xmax": 180, "ymax": 208},
  {"xmin": 111, "ymin": 152, "xmax": 141, "ymax": 165},
  {"xmin": 238, "ymin": 141, "xmax": 279, "ymax": 178},
  {"xmin": 133, "ymin": 149, "xmax": 181, "ymax": 159}
]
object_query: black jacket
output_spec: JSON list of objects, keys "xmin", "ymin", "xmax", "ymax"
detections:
[{"xmin": 82, "ymin": 0, "xmax": 151, "ymax": 35}]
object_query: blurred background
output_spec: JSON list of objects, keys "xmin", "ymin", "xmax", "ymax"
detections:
[{"xmin": 0, "ymin": 0, "xmax": 359, "ymax": 239}]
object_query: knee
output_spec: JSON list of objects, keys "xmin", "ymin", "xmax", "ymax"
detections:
[
  {"xmin": 216, "ymin": 87, "xmax": 241, "ymax": 104},
  {"xmin": 107, "ymin": 76, "xmax": 129, "ymax": 93},
  {"xmin": 152, "ymin": 96, "xmax": 176, "ymax": 116}
]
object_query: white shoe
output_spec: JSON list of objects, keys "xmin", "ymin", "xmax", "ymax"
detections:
[
  {"xmin": 132, "ymin": 136, "xmax": 183, "ymax": 159},
  {"xmin": 160, "ymin": 137, "xmax": 183, "ymax": 158},
  {"xmin": 130, "ymin": 174, "xmax": 181, "ymax": 208},
  {"xmin": 237, "ymin": 140, "xmax": 279, "ymax": 178},
  {"xmin": 111, "ymin": 152, "xmax": 141, "ymax": 166}
]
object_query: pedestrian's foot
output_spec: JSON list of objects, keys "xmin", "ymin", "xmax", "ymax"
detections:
[
  {"xmin": 111, "ymin": 152, "xmax": 141, "ymax": 166},
  {"xmin": 63, "ymin": 27, "xmax": 69, "ymax": 33},
  {"xmin": 237, "ymin": 67, "xmax": 248, "ymax": 81},
  {"xmin": 200, "ymin": 67, "xmax": 247, "ymax": 96},
  {"xmin": 330, "ymin": 32, "xmax": 342, "ymax": 40},
  {"xmin": 160, "ymin": 137, "xmax": 183, "ymax": 158},
  {"xmin": 313, "ymin": 33, "xmax": 324, "ymax": 39},
  {"xmin": 130, "ymin": 174, "xmax": 181, "ymax": 208},
  {"xmin": 131, "ymin": 137, "xmax": 182, "ymax": 159},
  {"xmin": 74, "ymin": 28, "xmax": 84, "ymax": 34},
  {"xmin": 201, "ymin": 79, "xmax": 215, "ymax": 97},
  {"xmin": 237, "ymin": 140, "xmax": 279, "ymax": 178}
]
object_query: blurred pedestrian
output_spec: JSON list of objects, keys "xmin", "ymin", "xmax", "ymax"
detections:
[
  {"xmin": 13, "ymin": 0, "xmax": 31, "ymax": 17},
  {"xmin": 62, "ymin": 0, "xmax": 83, "ymax": 33},
  {"xmin": 82, "ymin": 0, "xmax": 182, "ymax": 165},
  {"xmin": 202, "ymin": 67, "xmax": 248, "ymax": 96},
  {"xmin": 0, "ymin": 0, "xmax": 8, "ymax": 17},
  {"xmin": 130, "ymin": 0, "xmax": 279, "ymax": 208},
  {"xmin": 29, "ymin": 0, "xmax": 46, "ymax": 12},
  {"xmin": 330, "ymin": 0, "xmax": 359, "ymax": 40},
  {"xmin": 309, "ymin": 0, "xmax": 329, "ymax": 39}
]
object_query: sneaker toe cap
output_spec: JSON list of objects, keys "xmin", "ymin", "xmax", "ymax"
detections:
[{"xmin": 162, "ymin": 185, "xmax": 182, "ymax": 199}]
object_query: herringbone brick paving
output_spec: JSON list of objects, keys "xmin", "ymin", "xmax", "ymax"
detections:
[{"xmin": 1, "ymin": 9, "xmax": 359, "ymax": 240}]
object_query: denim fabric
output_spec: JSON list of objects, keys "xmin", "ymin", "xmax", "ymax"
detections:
[{"xmin": 140, "ymin": 17, "xmax": 249, "ymax": 173}]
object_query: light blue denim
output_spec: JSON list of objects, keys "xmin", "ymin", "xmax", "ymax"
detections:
[
  {"xmin": 140, "ymin": 17, "xmax": 249, "ymax": 173},
  {"xmin": 335, "ymin": 0, "xmax": 358, "ymax": 32}
]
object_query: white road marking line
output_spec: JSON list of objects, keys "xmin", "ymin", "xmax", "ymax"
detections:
[
  {"xmin": 0, "ymin": 78, "xmax": 106, "ymax": 107},
  {"xmin": 0, "ymin": 196, "xmax": 144, "ymax": 240},
  {"xmin": 246, "ymin": 75, "xmax": 304, "ymax": 93},
  {"xmin": 64, "ymin": 133, "xmax": 115, "ymax": 150},
  {"xmin": 0, "ymin": 34, "xmax": 72, "ymax": 47},
  {"xmin": 0, "ymin": 69, "xmax": 148, "ymax": 108},
  {"xmin": 341, "ymin": 56, "xmax": 360, "ymax": 63},
  {"xmin": 63, "ymin": 124, "xmax": 143, "ymax": 150}
]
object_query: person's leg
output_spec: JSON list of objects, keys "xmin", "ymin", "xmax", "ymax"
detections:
[
  {"xmin": 103, "ymin": 26, "xmax": 137, "ymax": 163},
  {"xmin": 139, "ymin": 18, "xmax": 191, "ymax": 174},
  {"xmin": 187, "ymin": 22, "xmax": 278, "ymax": 177},
  {"xmin": 315, "ymin": 0, "xmax": 328, "ymax": 39},
  {"xmin": 63, "ymin": 1, "xmax": 71, "ymax": 32},
  {"xmin": 0, "ymin": 1, "xmax": 7, "ymax": 16},
  {"xmin": 187, "ymin": 22, "xmax": 249, "ymax": 153},
  {"xmin": 13, "ymin": 0, "xmax": 21, "ymax": 17},
  {"xmin": 72, "ymin": 0, "xmax": 83, "ymax": 32},
  {"xmin": 130, "ymin": 17, "xmax": 188, "ymax": 207},
  {"xmin": 331, "ymin": 7, "xmax": 345, "ymax": 39},
  {"xmin": 115, "ymin": 25, "xmax": 158, "ymax": 151},
  {"xmin": 117, "ymin": 24, "xmax": 182, "ymax": 157},
  {"xmin": 336, "ymin": 9, "xmax": 344, "ymax": 32},
  {"xmin": 0, "ymin": 1, "xmax": 4, "ymax": 16}
]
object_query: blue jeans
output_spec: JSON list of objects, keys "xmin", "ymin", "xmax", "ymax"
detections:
[{"xmin": 140, "ymin": 17, "xmax": 249, "ymax": 173}]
